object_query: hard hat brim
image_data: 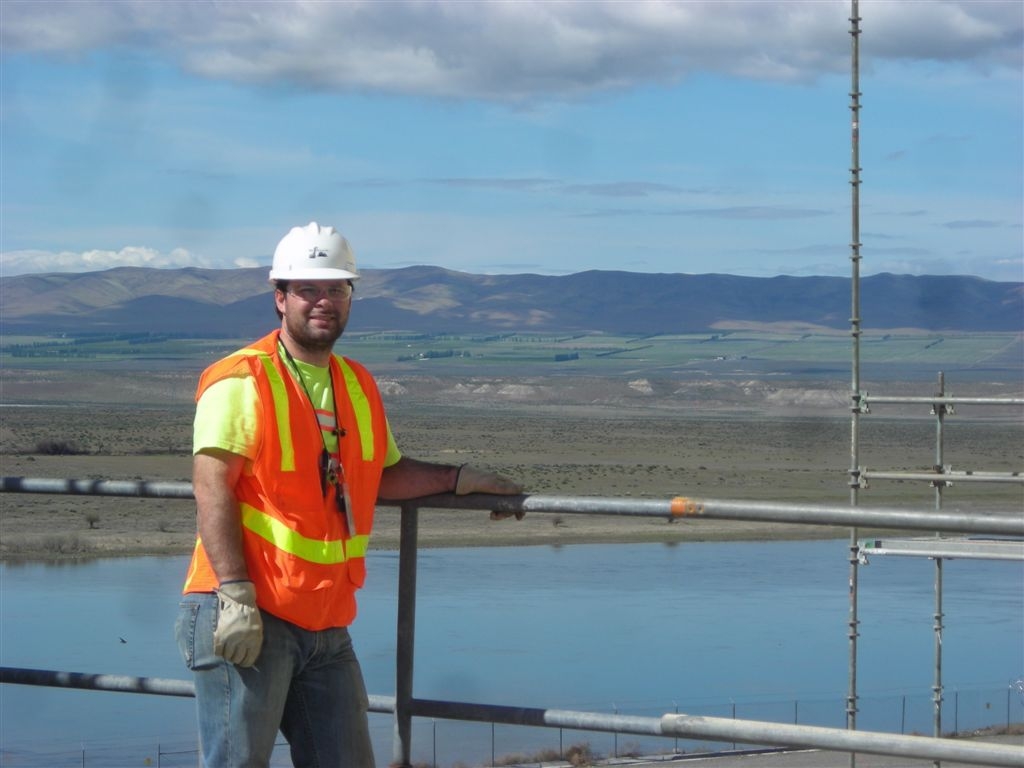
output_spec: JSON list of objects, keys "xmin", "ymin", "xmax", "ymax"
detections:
[{"xmin": 268, "ymin": 267, "xmax": 360, "ymax": 283}]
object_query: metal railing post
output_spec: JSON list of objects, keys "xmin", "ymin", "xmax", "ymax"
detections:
[{"xmin": 393, "ymin": 501, "xmax": 420, "ymax": 768}]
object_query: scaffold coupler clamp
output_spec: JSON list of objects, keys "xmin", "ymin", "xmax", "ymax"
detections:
[
  {"xmin": 931, "ymin": 464, "xmax": 952, "ymax": 488},
  {"xmin": 852, "ymin": 390, "xmax": 869, "ymax": 414}
]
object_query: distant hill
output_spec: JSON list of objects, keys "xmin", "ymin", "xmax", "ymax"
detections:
[{"xmin": 1, "ymin": 266, "xmax": 1020, "ymax": 336}]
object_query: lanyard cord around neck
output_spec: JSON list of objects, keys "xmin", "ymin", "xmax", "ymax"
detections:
[
  {"xmin": 277, "ymin": 340, "xmax": 344, "ymax": 444},
  {"xmin": 277, "ymin": 340, "xmax": 354, "ymax": 531}
]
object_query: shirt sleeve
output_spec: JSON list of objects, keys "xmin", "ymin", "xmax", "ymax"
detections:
[
  {"xmin": 383, "ymin": 417, "xmax": 402, "ymax": 468},
  {"xmin": 193, "ymin": 376, "xmax": 260, "ymax": 460}
]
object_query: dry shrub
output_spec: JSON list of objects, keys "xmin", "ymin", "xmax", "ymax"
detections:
[
  {"xmin": 36, "ymin": 534, "xmax": 93, "ymax": 555},
  {"xmin": 34, "ymin": 439, "xmax": 85, "ymax": 456},
  {"xmin": 565, "ymin": 742, "xmax": 597, "ymax": 766},
  {"xmin": 494, "ymin": 744, "xmax": 589, "ymax": 766}
]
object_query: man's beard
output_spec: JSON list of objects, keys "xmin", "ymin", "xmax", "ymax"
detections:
[{"xmin": 284, "ymin": 312, "xmax": 345, "ymax": 355}]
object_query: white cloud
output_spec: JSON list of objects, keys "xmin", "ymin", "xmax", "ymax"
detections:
[
  {"xmin": 3, "ymin": 1, "xmax": 1019, "ymax": 102},
  {"xmin": 864, "ymin": 0, "xmax": 1022, "ymax": 66},
  {"xmin": 0, "ymin": 246, "xmax": 211, "ymax": 276}
]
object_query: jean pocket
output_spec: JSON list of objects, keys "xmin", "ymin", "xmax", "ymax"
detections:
[{"xmin": 174, "ymin": 600, "xmax": 201, "ymax": 669}]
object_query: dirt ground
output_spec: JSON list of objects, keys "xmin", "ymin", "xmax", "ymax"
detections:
[{"xmin": 1, "ymin": 372, "xmax": 1021, "ymax": 559}]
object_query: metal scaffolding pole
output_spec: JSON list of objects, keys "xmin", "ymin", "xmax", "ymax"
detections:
[
  {"xmin": 933, "ymin": 373, "xmax": 947, "ymax": 767},
  {"xmin": 841, "ymin": 1, "xmax": 1024, "ymax": 758},
  {"xmin": 861, "ymin": 470, "xmax": 1024, "ymax": 484},
  {"xmin": 857, "ymin": 371, "xmax": 1024, "ymax": 768},
  {"xmin": 847, "ymin": 7, "xmax": 864, "ymax": 766},
  {"xmin": 858, "ymin": 537, "xmax": 1024, "ymax": 561}
]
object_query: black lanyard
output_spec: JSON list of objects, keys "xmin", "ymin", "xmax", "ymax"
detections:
[
  {"xmin": 277, "ymin": 341, "xmax": 354, "ymax": 532},
  {"xmin": 277, "ymin": 340, "xmax": 343, "ymax": 448}
]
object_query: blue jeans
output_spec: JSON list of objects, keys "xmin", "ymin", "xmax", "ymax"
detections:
[{"xmin": 175, "ymin": 593, "xmax": 375, "ymax": 768}]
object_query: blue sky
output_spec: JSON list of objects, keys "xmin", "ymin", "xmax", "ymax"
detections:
[{"xmin": 1, "ymin": 1, "xmax": 1021, "ymax": 281}]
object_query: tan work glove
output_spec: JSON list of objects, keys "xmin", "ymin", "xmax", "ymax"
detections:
[
  {"xmin": 213, "ymin": 580, "xmax": 263, "ymax": 667},
  {"xmin": 455, "ymin": 465, "xmax": 525, "ymax": 520}
]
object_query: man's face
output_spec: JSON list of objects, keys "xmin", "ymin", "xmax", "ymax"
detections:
[{"xmin": 275, "ymin": 280, "xmax": 353, "ymax": 354}]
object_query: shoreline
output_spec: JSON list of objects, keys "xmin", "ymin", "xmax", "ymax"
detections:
[{"xmin": 3, "ymin": 392, "xmax": 1020, "ymax": 563}]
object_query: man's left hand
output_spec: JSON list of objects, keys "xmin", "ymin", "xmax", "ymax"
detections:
[{"xmin": 454, "ymin": 465, "xmax": 525, "ymax": 520}]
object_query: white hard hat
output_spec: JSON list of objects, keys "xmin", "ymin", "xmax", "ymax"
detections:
[{"xmin": 268, "ymin": 222, "xmax": 359, "ymax": 283}]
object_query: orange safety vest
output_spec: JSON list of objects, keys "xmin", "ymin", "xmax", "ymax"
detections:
[{"xmin": 182, "ymin": 330, "xmax": 389, "ymax": 631}]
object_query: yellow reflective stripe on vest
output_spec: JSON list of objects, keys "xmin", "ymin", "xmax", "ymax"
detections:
[
  {"xmin": 337, "ymin": 357, "xmax": 375, "ymax": 461},
  {"xmin": 346, "ymin": 534, "xmax": 369, "ymax": 558},
  {"xmin": 242, "ymin": 351, "xmax": 374, "ymax": 466},
  {"xmin": 241, "ymin": 504, "xmax": 367, "ymax": 564},
  {"xmin": 233, "ymin": 348, "xmax": 296, "ymax": 473},
  {"xmin": 257, "ymin": 356, "xmax": 296, "ymax": 472}
]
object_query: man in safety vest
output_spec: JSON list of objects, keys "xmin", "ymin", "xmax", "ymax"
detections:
[{"xmin": 175, "ymin": 221, "xmax": 523, "ymax": 767}]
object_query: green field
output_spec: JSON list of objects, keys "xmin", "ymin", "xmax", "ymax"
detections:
[
  {"xmin": 3, "ymin": 330, "xmax": 1020, "ymax": 382},
  {"xmin": 2, "ymin": 328, "xmax": 1021, "ymax": 559}
]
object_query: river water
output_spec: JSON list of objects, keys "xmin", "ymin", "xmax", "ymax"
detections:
[{"xmin": 2, "ymin": 540, "xmax": 1022, "ymax": 766}]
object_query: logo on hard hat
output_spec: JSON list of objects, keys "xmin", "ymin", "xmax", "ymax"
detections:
[{"xmin": 309, "ymin": 247, "xmax": 328, "ymax": 260}]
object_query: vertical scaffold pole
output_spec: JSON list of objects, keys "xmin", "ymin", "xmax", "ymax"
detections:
[
  {"xmin": 933, "ymin": 372, "xmax": 947, "ymax": 767},
  {"xmin": 847, "ymin": 2, "xmax": 863, "ymax": 766}
]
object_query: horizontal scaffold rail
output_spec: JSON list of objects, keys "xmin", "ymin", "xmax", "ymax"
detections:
[
  {"xmin": 862, "ymin": 394, "xmax": 1024, "ymax": 407},
  {"xmin": 861, "ymin": 469, "xmax": 1023, "ymax": 484},
  {"xmin": 858, "ymin": 536, "xmax": 1024, "ymax": 561},
  {"xmin": 2, "ymin": 668, "xmax": 1020, "ymax": 767},
  {"xmin": 2, "ymin": 476, "xmax": 1022, "ymax": 537}
]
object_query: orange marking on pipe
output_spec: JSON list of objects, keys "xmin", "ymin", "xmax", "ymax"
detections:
[{"xmin": 670, "ymin": 496, "xmax": 703, "ymax": 517}]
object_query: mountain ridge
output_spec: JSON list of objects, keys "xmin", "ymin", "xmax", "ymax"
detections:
[{"xmin": 1, "ymin": 265, "xmax": 1020, "ymax": 336}]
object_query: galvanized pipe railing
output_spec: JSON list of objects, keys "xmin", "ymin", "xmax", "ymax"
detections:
[
  {"xmin": 3, "ymin": 477, "xmax": 1021, "ymax": 537},
  {"xmin": 388, "ymin": 497, "xmax": 1022, "ymax": 765},
  {"xmin": 0, "ymin": 666, "xmax": 396, "ymax": 713},
  {"xmin": 1, "ymin": 666, "xmax": 1021, "ymax": 767},
  {"xmin": 657, "ymin": 712, "xmax": 1024, "ymax": 767},
  {"xmin": 0, "ymin": 667, "xmax": 196, "ymax": 698},
  {"xmin": 3, "ymin": 477, "xmax": 1022, "ymax": 766},
  {"xmin": 410, "ymin": 697, "xmax": 1024, "ymax": 766},
  {"xmin": 0, "ymin": 476, "xmax": 195, "ymax": 498},
  {"xmin": 441, "ymin": 493, "xmax": 1024, "ymax": 537}
]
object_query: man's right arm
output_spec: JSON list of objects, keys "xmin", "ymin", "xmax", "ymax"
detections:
[{"xmin": 193, "ymin": 448, "xmax": 250, "ymax": 584}]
